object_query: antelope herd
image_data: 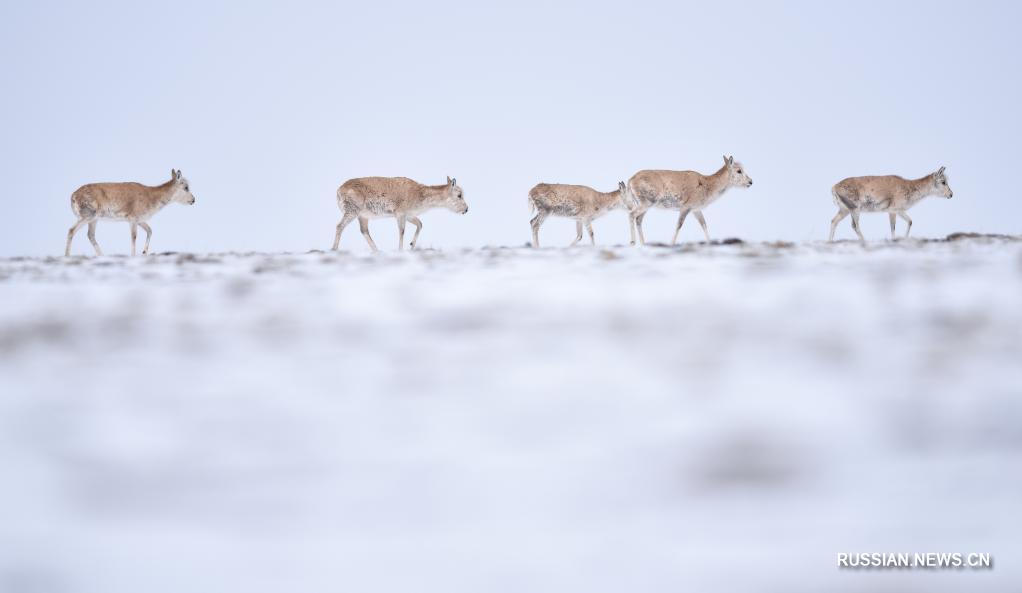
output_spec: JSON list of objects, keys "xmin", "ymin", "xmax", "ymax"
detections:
[{"xmin": 63, "ymin": 159, "xmax": 955, "ymax": 255}]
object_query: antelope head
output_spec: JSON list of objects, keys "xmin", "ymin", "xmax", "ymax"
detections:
[
  {"xmin": 445, "ymin": 176, "xmax": 468, "ymax": 214},
  {"xmin": 170, "ymin": 169, "xmax": 196, "ymax": 205},
  {"xmin": 723, "ymin": 155, "xmax": 753, "ymax": 188}
]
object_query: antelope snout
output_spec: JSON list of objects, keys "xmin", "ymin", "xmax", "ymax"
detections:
[
  {"xmin": 189, "ymin": 197, "xmax": 196, "ymax": 205},
  {"xmin": 747, "ymin": 180, "xmax": 754, "ymax": 187},
  {"xmin": 462, "ymin": 206, "xmax": 469, "ymax": 214},
  {"xmin": 948, "ymin": 191, "xmax": 953, "ymax": 199}
]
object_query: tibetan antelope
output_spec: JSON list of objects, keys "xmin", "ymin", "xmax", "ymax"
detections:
[
  {"xmin": 64, "ymin": 169, "xmax": 196, "ymax": 256},
  {"xmin": 829, "ymin": 167, "xmax": 953, "ymax": 242},
  {"xmin": 627, "ymin": 156, "xmax": 753, "ymax": 245},
  {"xmin": 528, "ymin": 181, "xmax": 631, "ymax": 247},
  {"xmin": 333, "ymin": 176, "xmax": 468, "ymax": 251}
]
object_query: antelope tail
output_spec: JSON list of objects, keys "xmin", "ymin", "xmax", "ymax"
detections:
[{"xmin": 621, "ymin": 183, "xmax": 640, "ymax": 211}]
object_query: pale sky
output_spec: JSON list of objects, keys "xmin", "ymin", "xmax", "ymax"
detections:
[{"xmin": 1, "ymin": 0, "xmax": 1019, "ymax": 255}]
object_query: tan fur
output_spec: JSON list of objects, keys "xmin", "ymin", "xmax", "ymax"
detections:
[
  {"xmin": 332, "ymin": 176, "xmax": 468, "ymax": 251},
  {"xmin": 528, "ymin": 181, "xmax": 629, "ymax": 247},
  {"xmin": 65, "ymin": 169, "xmax": 195, "ymax": 256},
  {"xmin": 627, "ymin": 156, "xmax": 753, "ymax": 245},
  {"xmin": 829, "ymin": 167, "xmax": 953, "ymax": 242}
]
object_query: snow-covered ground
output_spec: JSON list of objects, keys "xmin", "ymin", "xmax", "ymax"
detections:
[{"xmin": 1, "ymin": 235, "xmax": 1020, "ymax": 593}]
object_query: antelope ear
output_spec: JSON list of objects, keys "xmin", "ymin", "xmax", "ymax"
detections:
[
  {"xmin": 450, "ymin": 177, "xmax": 456, "ymax": 187},
  {"xmin": 727, "ymin": 155, "xmax": 734, "ymax": 165},
  {"xmin": 447, "ymin": 176, "xmax": 453, "ymax": 185},
  {"xmin": 618, "ymin": 181, "xmax": 627, "ymax": 191},
  {"xmin": 171, "ymin": 168, "xmax": 177, "ymax": 179},
  {"xmin": 937, "ymin": 166, "xmax": 946, "ymax": 176}
]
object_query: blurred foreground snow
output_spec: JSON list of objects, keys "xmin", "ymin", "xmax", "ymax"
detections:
[{"xmin": 1, "ymin": 236, "xmax": 1020, "ymax": 592}]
